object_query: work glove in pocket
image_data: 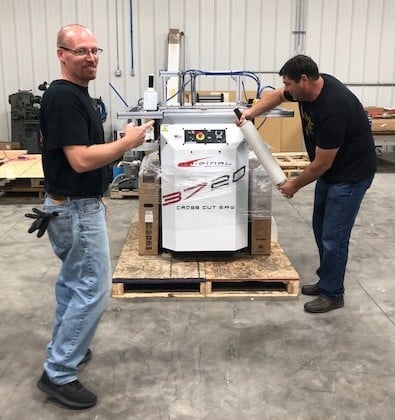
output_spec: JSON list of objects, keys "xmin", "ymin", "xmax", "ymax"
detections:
[{"xmin": 25, "ymin": 208, "xmax": 58, "ymax": 238}]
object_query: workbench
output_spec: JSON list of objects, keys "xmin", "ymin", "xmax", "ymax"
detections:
[{"xmin": 373, "ymin": 132, "xmax": 395, "ymax": 153}]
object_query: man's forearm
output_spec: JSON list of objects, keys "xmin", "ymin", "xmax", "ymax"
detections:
[{"xmin": 250, "ymin": 88, "xmax": 285, "ymax": 118}]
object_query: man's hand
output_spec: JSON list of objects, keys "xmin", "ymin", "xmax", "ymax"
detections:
[
  {"xmin": 278, "ymin": 179, "xmax": 298, "ymax": 199},
  {"xmin": 25, "ymin": 208, "xmax": 58, "ymax": 238},
  {"xmin": 235, "ymin": 108, "xmax": 255, "ymax": 126},
  {"xmin": 123, "ymin": 120, "xmax": 155, "ymax": 149}
]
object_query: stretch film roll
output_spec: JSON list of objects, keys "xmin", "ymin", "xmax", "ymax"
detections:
[{"xmin": 235, "ymin": 109, "xmax": 286, "ymax": 186}]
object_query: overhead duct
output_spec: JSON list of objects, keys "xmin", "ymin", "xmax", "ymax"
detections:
[{"xmin": 293, "ymin": 0, "xmax": 308, "ymax": 54}]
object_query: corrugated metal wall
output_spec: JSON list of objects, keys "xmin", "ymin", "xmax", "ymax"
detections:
[{"xmin": 0, "ymin": 0, "xmax": 394, "ymax": 141}]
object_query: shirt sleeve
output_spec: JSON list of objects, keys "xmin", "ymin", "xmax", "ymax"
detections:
[{"xmin": 45, "ymin": 91, "xmax": 90, "ymax": 150}]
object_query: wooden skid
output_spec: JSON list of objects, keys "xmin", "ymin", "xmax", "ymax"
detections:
[
  {"xmin": 204, "ymin": 279, "xmax": 299, "ymax": 298},
  {"xmin": 0, "ymin": 154, "xmax": 44, "ymax": 197},
  {"xmin": 112, "ymin": 220, "xmax": 299, "ymax": 299},
  {"xmin": 110, "ymin": 188, "xmax": 139, "ymax": 199},
  {"xmin": 282, "ymin": 168, "xmax": 305, "ymax": 178},
  {"xmin": 0, "ymin": 178, "xmax": 44, "ymax": 197},
  {"xmin": 273, "ymin": 152, "xmax": 309, "ymax": 178},
  {"xmin": 112, "ymin": 278, "xmax": 299, "ymax": 299}
]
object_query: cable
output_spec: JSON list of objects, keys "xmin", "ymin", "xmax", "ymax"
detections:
[
  {"xmin": 162, "ymin": 69, "xmax": 263, "ymax": 105},
  {"xmin": 129, "ymin": 0, "xmax": 135, "ymax": 76},
  {"xmin": 256, "ymin": 118, "xmax": 267, "ymax": 130},
  {"xmin": 97, "ymin": 97, "xmax": 108, "ymax": 122},
  {"xmin": 259, "ymin": 85, "xmax": 275, "ymax": 96},
  {"xmin": 109, "ymin": 82, "xmax": 129, "ymax": 108},
  {"xmin": 163, "ymin": 75, "xmax": 194, "ymax": 104}
]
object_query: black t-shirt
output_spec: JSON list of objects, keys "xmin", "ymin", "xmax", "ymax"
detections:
[
  {"xmin": 285, "ymin": 74, "xmax": 377, "ymax": 183},
  {"xmin": 40, "ymin": 79, "xmax": 108, "ymax": 196}
]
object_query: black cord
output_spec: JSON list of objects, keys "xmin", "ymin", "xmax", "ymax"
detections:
[{"xmin": 256, "ymin": 118, "xmax": 267, "ymax": 130}]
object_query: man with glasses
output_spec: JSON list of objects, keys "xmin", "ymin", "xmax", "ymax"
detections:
[{"xmin": 36, "ymin": 24, "xmax": 153, "ymax": 409}]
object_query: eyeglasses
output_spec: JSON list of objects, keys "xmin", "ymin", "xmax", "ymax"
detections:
[{"xmin": 59, "ymin": 46, "xmax": 103, "ymax": 56}]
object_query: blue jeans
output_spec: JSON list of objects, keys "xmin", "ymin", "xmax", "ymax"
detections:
[
  {"xmin": 43, "ymin": 196, "xmax": 111, "ymax": 385},
  {"xmin": 313, "ymin": 175, "xmax": 374, "ymax": 299}
]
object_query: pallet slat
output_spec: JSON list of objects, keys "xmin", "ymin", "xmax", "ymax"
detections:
[
  {"xmin": 110, "ymin": 189, "xmax": 139, "ymax": 199},
  {"xmin": 273, "ymin": 152, "xmax": 309, "ymax": 178}
]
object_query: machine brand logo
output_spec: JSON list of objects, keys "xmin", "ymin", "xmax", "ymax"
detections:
[
  {"xmin": 162, "ymin": 165, "xmax": 246, "ymax": 206},
  {"xmin": 178, "ymin": 157, "xmax": 231, "ymax": 167}
]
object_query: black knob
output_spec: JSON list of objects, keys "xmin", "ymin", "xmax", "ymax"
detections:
[{"xmin": 234, "ymin": 108, "xmax": 242, "ymax": 119}]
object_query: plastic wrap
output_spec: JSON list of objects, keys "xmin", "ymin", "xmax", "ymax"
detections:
[
  {"xmin": 138, "ymin": 151, "xmax": 160, "ymax": 178},
  {"xmin": 138, "ymin": 149, "xmax": 274, "ymax": 254},
  {"xmin": 139, "ymin": 150, "xmax": 272, "ymax": 221},
  {"xmin": 248, "ymin": 152, "xmax": 272, "ymax": 219},
  {"xmin": 239, "ymin": 119, "xmax": 286, "ymax": 186}
]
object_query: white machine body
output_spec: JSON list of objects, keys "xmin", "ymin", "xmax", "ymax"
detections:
[{"xmin": 160, "ymin": 117, "xmax": 249, "ymax": 252}]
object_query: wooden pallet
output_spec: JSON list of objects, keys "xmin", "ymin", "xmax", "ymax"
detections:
[
  {"xmin": 110, "ymin": 188, "xmax": 139, "ymax": 199},
  {"xmin": 0, "ymin": 153, "xmax": 44, "ymax": 197},
  {"xmin": 273, "ymin": 152, "xmax": 309, "ymax": 178},
  {"xmin": 113, "ymin": 277, "xmax": 299, "ymax": 299},
  {"xmin": 112, "ymin": 219, "xmax": 299, "ymax": 299},
  {"xmin": 0, "ymin": 178, "xmax": 44, "ymax": 197}
]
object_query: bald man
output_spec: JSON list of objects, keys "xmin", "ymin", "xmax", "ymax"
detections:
[{"xmin": 36, "ymin": 24, "xmax": 153, "ymax": 409}]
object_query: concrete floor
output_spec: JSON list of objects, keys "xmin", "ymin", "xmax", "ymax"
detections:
[{"xmin": 0, "ymin": 155, "xmax": 394, "ymax": 420}]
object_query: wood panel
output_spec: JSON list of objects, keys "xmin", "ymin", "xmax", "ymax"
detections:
[{"xmin": 0, "ymin": 154, "xmax": 43, "ymax": 179}]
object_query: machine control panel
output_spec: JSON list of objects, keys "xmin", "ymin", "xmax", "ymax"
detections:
[{"xmin": 184, "ymin": 129, "xmax": 226, "ymax": 143}]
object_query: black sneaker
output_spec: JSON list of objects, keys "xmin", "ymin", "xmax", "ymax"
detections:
[
  {"xmin": 37, "ymin": 371, "xmax": 97, "ymax": 409},
  {"xmin": 304, "ymin": 295, "xmax": 344, "ymax": 313},
  {"xmin": 78, "ymin": 348, "xmax": 92, "ymax": 367},
  {"xmin": 301, "ymin": 282, "xmax": 320, "ymax": 296}
]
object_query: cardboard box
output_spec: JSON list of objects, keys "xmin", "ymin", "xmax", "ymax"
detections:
[
  {"xmin": 167, "ymin": 29, "xmax": 181, "ymax": 105},
  {"xmin": 138, "ymin": 199, "xmax": 159, "ymax": 255},
  {"xmin": 257, "ymin": 102, "xmax": 303, "ymax": 152},
  {"xmin": 249, "ymin": 159, "xmax": 272, "ymax": 255},
  {"xmin": 138, "ymin": 155, "xmax": 161, "ymax": 255},
  {"xmin": 218, "ymin": 90, "xmax": 303, "ymax": 152},
  {"xmin": 187, "ymin": 91, "xmax": 303, "ymax": 152},
  {"xmin": 168, "ymin": 28, "xmax": 181, "ymax": 45},
  {"xmin": 255, "ymin": 116, "xmax": 282, "ymax": 152},
  {"xmin": 249, "ymin": 217, "xmax": 271, "ymax": 255}
]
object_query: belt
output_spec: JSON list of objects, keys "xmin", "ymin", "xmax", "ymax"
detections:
[{"xmin": 48, "ymin": 193, "xmax": 102, "ymax": 201}]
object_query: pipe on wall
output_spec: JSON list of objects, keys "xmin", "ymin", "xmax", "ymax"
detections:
[
  {"xmin": 130, "ymin": 0, "xmax": 135, "ymax": 76},
  {"xmin": 293, "ymin": 0, "xmax": 307, "ymax": 54}
]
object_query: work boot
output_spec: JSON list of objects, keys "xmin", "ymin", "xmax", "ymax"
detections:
[
  {"xmin": 37, "ymin": 371, "xmax": 97, "ymax": 409},
  {"xmin": 301, "ymin": 282, "xmax": 320, "ymax": 296},
  {"xmin": 78, "ymin": 348, "xmax": 92, "ymax": 367},
  {"xmin": 304, "ymin": 295, "xmax": 344, "ymax": 313}
]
